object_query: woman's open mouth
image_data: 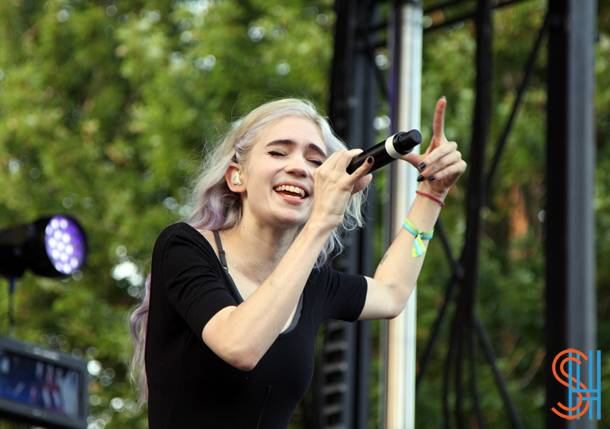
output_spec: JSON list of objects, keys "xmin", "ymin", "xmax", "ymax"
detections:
[{"xmin": 273, "ymin": 184, "xmax": 308, "ymax": 200}]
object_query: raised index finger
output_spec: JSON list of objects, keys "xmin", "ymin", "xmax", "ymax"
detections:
[{"xmin": 433, "ymin": 97, "xmax": 447, "ymax": 138}]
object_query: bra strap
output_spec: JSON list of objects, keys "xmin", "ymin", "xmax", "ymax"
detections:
[{"xmin": 212, "ymin": 230, "xmax": 228, "ymax": 269}]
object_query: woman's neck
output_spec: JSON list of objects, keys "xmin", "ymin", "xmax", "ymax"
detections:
[{"xmin": 219, "ymin": 218, "xmax": 300, "ymax": 284}]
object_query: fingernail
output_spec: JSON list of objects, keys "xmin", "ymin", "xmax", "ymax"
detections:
[
  {"xmin": 367, "ymin": 156, "xmax": 373, "ymax": 164},
  {"xmin": 441, "ymin": 95, "xmax": 446, "ymax": 99},
  {"xmin": 428, "ymin": 176, "xmax": 436, "ymax": 182},
  {"xmin": 417, "ymin": 175, "xmax": 425, "ymax": 182},
  {"xmin": 418, "ymin": 162, "xmax": 426, "ymax": 171}
]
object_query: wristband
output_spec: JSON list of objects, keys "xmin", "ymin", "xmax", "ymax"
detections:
[
  {"xmin": 403, "ymin": 218, "xmax": 434, "ymax": 258},
  {"xmin": 416, "ymin": 190, "xmax": 445, "ymax": 207}
]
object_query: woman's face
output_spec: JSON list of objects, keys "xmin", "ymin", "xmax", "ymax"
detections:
[{"xmin": 238, "ymin": 116, "xmax": 328, "ymax": 230}]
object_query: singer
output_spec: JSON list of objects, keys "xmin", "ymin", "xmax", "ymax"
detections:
[{"xmin": 129, "ymin": 97, "xmax": 465, "ymax": 428}]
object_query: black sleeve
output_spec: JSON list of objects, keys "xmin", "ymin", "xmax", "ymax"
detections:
[
  {"xmin": 318, "ymin": 264, "xmax": 368, "ymax": 322},
  {"xmin": 156, "ymin": 224, "xmax": 238, "ymax": 336}
]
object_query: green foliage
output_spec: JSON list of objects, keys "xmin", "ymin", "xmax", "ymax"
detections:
[
  {"xmin": 0, "ymin": 1, "xmax": 335, "ymax": 427},
  {"xmin": 0, "ymin": 0, "xmax": 609, "ymax": 428}
]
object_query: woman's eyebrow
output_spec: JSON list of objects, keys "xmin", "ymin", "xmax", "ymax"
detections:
[{"xmin": 265, "ymin": 139, "xmax": 327, "ymax": 158}]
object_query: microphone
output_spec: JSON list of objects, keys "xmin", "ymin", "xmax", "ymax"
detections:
[{"xmin": 346, "ymin": 130, "xmax": 422, "ymax": 174}]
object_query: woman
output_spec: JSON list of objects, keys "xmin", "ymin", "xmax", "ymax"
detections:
[{"xmin": 130, "ymin": 97, "xmax": 466, "ymax": 428}]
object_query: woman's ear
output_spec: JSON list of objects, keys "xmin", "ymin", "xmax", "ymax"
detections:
[{"xmin": 225, "ymin": 162, "xmax": 245, "ymax": 193}]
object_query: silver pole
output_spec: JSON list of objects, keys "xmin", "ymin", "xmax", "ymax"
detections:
[{"xmin": 386, "ymin": 2, "xmax": 422, "ymax": 429}]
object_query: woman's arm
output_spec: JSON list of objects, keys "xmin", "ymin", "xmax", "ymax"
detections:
[{"xmin": 359, "ymin": 97, "xmax": 467, "ymax": 320}]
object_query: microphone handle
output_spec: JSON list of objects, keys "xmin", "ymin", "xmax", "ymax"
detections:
[
  {"xmin": 347, "ymin": 144, "xmax": 396, "ymax": 175},
  {"xmin": 346, "ymin": 130, "xmax": 422, "ymax": 174}
]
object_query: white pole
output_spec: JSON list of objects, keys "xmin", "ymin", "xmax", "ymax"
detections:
[{"xmin": 385, "ymin": 2, "xmax": 422, "ymax": 429}]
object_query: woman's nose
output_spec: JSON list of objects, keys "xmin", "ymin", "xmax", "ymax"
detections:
[{"xmin": 284, "ymin": 155, "xmax": 309, "ymax": 176}]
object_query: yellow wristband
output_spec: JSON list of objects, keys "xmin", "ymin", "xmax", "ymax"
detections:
[{"xmin": 402, "ymin": 218, "xmax": 434, "ymax": 257}]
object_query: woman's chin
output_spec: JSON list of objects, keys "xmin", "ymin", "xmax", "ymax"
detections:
[{"xmin": 271, "ymin": 209, "xmax": 310, "ymax": 229}]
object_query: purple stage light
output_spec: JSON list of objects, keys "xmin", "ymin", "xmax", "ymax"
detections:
[
  {"xmin": 0, "ymin": 214, "xmax": 87, "ymax": 278},
  {"xmin": 44, "ymin": 216, "xmax": 86, "ymax": 275}
]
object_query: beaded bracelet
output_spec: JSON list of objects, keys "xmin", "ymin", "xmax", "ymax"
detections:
[
  {"xmin": 416, "ymin": 190, "xmax": 445, "ymax": 207},
  {"xmin": 403, "ymin": 218, "xmax": 434, "ymax": 258}
]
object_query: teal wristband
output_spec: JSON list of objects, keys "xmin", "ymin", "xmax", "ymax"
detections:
[{"xmin": 403, "ymin": 218, "xmax": 434, "ymax": 257}]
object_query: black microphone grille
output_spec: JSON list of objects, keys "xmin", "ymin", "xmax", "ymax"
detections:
[{"xmin": 395, "ymin": 129, "xmax": 423, "ymax": 153}]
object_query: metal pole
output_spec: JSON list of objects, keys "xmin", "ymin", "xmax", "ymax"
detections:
[
  {"xmin": 460, "ymin": 0, "xmax": 492, "ymax": 426},
  {"xmin": 324, "ymin": 1, "xmax": 377, "ymax": 427},
  {"xmin": 546, "ymin": 0, "xmax": 597, "ymax": 427},
  {"xmin": 386, "ymin": 1, "xmax": 422, "ymax": 428}
]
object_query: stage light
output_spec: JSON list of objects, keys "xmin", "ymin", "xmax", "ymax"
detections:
[{"xmin": 0, "ymin": 215, "xmax": 87, "ymax": 279}]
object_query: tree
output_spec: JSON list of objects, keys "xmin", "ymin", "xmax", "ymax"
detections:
[
  {"xmin": 0, "ymin": 1, "xmax": 335, "ymax": 427},
  {"xmin": 1, "ymin": 1, "xmax": 609, "ymax": 428}
]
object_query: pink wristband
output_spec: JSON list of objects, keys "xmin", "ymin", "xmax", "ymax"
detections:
[{"xmin": 416, "ymin": 190, "xmax": 445, "ymax": 207}]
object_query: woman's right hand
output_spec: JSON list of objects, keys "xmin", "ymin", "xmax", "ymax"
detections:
[{"xmin": 307, "ymin": 149, "xmax": 373, "ymax": 231}]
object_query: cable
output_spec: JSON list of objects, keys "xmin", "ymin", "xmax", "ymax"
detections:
[{"xmin": 8, "ymin": 276, "xmax": 17, "ymax": 338}]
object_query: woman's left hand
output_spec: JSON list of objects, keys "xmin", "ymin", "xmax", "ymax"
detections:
[{"xmin": 402, "ymin": 97, "xmax": 467, "ymax": 200}]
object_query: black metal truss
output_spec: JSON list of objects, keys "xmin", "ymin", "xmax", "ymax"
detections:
[
  {"xmin": 317, "ymin": 1, "xmax": 381, "ymax": 428},
  {"xmin": 545, "ymin": 0, "xmax": 597, "ymax": 427},
  {"xmin": 320, "ymin": 0, "xmax": 596, "ymax": 428},
  {"xmin": 415, "ymin": 1, "xmax": 544, "ymax": 428},
  {"xmin": 423, "ymin": 0, "xmax": 532, "ymax": 33}
]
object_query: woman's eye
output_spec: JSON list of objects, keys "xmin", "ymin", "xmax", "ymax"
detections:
[
  {"xmin": 309, "ymin": 159, "xmax": 323, "ymax": 167},
  {"xmin": 268, "ymin": 151, "xmax": 286, "ymax": 157}
]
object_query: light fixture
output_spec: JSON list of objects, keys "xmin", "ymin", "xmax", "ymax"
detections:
[{"xmin": 0, "ymin": 215, "xmax": 87, "ymax": 279}]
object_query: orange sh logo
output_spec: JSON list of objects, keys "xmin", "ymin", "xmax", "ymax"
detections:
[{"xmin": 551, "ymin": 349, "xmax": 601, "ymax": 420}]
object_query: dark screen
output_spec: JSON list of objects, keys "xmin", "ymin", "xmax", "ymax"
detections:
[{"xmin": 0, "ymin": 351, "xmax": 82, "ymax": 419}]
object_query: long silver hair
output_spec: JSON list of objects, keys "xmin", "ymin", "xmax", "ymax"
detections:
[{"xmin": 129, "ymin": 98, "xmax": 368, "ymax": 405}]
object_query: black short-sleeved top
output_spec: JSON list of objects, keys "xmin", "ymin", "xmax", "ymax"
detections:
[{"xmin": 145, "ymin": 223, "xmax": 368, "ymax": 429}]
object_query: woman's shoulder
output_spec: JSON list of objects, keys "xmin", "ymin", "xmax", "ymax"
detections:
[
  {"xmin": 306, "ymin": 263, "xmax": 329, "ymax": 286},
  {"xmin": 308, "ymin": 263, "xmax": 366, "ymax": 289},
  {"xmin": 158, "ymin": 222, "xmax": 207, "ymax": 238},
  {"xmin": 155, "ymin": 222, "xmax": 213, "ymax": 252}
]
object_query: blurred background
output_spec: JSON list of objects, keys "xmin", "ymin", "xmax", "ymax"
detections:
[{"xmin": 0, "ymin": 0, "xmax": 609, "ymax": 428}]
